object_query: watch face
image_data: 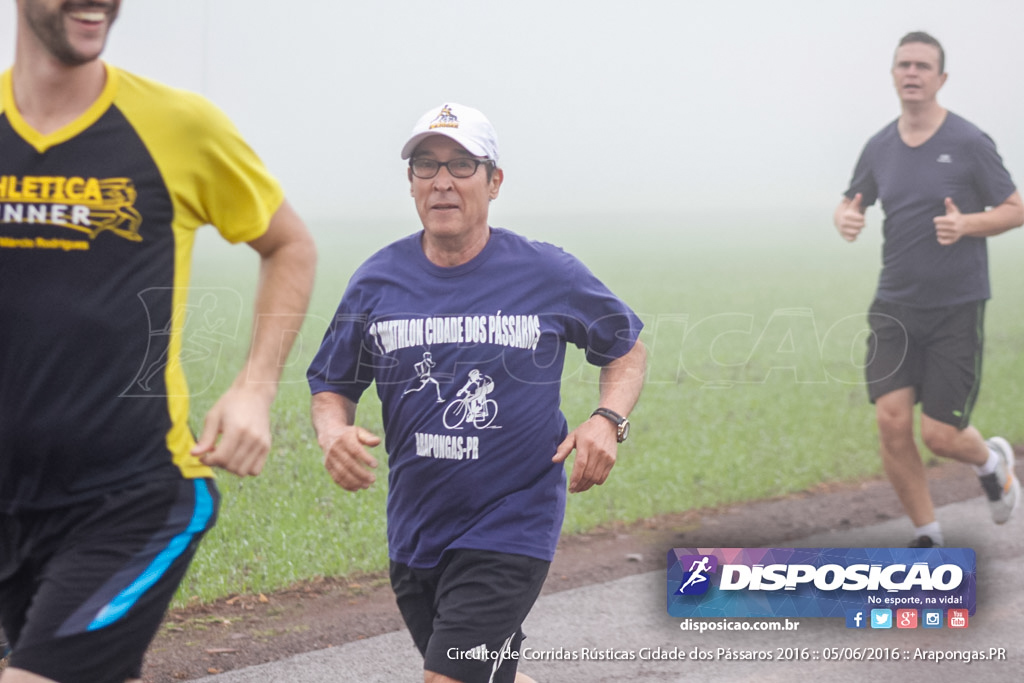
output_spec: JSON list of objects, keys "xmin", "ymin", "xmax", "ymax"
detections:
[{"xmin": 619, "ymin": 420, "xmax": 630, "ymax": 442}]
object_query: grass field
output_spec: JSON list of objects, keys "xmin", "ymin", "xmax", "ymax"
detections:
[{"xmin": 173, "ymin": 211, "xmax": 1024, "ymax": 605}]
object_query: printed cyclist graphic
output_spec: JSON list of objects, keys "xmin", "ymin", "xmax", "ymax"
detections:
[{"xmin": 443, "ymin": 369, "xmax": 500, "ymax": 430}]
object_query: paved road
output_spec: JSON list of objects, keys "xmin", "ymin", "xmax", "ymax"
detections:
[{"xmin": 201, "ymin": 494, "xmax": 1022, "ymax": 682}]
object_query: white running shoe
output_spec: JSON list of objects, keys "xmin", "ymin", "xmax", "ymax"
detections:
[{"xmin": 981, "ymin": 437, "xmax": 1020, "ymax": 524}]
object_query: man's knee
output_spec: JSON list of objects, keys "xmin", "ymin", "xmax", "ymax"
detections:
[
  {"xmin": 875, "ymin": 393, "xmax": 914, "ymax": 443},
  {"xmin": 1, "ymin": 668, "xmax": 60, "ymax": 683},
  {"xmin": 920, "ymin": 419, "xmax": 962, "ymax": 458},
  {"xmin": 1, "ymin": 673, "xmax": 140, "ymax": 683}
]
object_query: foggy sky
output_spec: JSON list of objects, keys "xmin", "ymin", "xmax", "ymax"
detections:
[{"xmin": 3, "ymin": 1, "xmax": 1023, "ymax": 224}]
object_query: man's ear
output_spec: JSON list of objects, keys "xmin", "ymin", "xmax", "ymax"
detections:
[{"xmin": 489, "ymin": 167, "xmax": 504, "ymax": 200}]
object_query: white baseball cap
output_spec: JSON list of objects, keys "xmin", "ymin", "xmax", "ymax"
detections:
[{"xmin": 400, "ymin": 103, "xmax": 500, "ymax": 165}]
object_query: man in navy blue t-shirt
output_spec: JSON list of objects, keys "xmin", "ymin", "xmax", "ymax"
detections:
[
  {"xmin": 834, "ymin": 32, "xmax": 1023, "ymax": 548},
  {"xmin": 308, "ymin": 103, "xmax": 646, "ymax": 683}
]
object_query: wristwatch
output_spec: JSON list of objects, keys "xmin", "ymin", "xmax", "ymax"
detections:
[{"xmin": 591, "ymin": 407, "xmax": 630, "ymax": 443}]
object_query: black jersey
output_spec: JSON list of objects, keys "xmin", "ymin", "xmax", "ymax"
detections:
[
  {"xmin": 844, "ymin": 112, "xmax": 1016, "ymax": 307},
  {"xmin": 0, "ymin": 65, "xmax": 283, "ymax": 513}
]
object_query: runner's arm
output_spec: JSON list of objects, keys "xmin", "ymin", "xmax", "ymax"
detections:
[
  {"xmin": 311, "ymin": 391, "xmax": 381, "ymax": 491},
  {"xmin": 934, "ymin": 191, "xmax": 1024, "ymax": 245},
  {"xmin": 553, "ymin": 340, "xmax": 646, "ymax": 493},
  {"xmin": 193, "ymin": 199, "xmax": 318, "ymax": 476},
  {"xmin": 834, "ymin": 193, "xmax": 866, "ymax": 242}
]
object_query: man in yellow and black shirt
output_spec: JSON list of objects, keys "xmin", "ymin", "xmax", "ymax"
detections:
[{"xmin": 0, "ymin": 2, "xmax": 317, "ymax": 682}]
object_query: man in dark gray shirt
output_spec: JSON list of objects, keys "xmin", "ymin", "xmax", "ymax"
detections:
[{"xmin": 834, "ymin": 31, "xmax": 1023, "ymax": 547}]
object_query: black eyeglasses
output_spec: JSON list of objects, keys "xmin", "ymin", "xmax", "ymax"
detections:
[{"xmin": 409, "ymin": 157, "xmax": 491, "ymax": 179}]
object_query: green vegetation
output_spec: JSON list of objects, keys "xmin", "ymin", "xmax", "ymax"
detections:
[{"xmin": 174, "ymin": 214, "xmax": 1024, "ymax": 605}]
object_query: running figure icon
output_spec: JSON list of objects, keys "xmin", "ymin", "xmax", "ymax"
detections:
[
  {"xmin": 403, "ymin": 351, "xmax": 444, "ymax": 403},
  {"xmin": 678, "ymin": 556, "xmax": 712, "ymax": 593},
  {"xmin": 443, "ymin": 369, "xmax": 500, "ymax": 429}
]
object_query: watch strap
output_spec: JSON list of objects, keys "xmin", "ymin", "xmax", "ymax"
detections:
[{"xmin": 591, "ymin": 407, "xmax": 628, "ymax": 442}]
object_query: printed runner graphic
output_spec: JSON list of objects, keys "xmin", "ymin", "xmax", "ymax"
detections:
[{"xmin": 403, "ymin": 352, "xmax": 444, "ymax": 403}]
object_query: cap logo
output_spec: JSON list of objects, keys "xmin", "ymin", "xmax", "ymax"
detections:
[{"xmin": 429, "ymin": 105, "xmax": 459, "ymax": 130}]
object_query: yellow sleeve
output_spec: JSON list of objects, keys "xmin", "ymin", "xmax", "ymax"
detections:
[{"xmin": 113, "ymin": 68, "xmax": 284, "ymax": 242}]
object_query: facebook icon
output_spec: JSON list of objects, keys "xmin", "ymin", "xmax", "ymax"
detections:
[{"xmin": 845, "ymin": 609, "xmax": 867, "ymax": 629}]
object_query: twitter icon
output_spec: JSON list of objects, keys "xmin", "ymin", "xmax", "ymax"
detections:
[{"xmin": 871, "ymin": 609, "xmax": 893, "ymax": 629}]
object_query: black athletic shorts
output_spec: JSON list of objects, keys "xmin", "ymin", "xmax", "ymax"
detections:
[
  {"xmin": 390, "ymin": 549, "xmax": 550, "ymax": 683},
  {"xmin": 865, "ymin": 298, "xmax": 985, "ymax": 429},
  {"xmin": 0, "ymin": 476, "xmax": 219, "ymax": 683}
]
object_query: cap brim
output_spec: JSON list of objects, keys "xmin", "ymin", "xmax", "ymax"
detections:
[{"xmin": 401, "ymin": 130, "xmax": 489, "ymax": 160}]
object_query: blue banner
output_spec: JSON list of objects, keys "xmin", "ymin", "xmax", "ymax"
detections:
[{"xmin": 667, "ymin": 548, "xmax": 976, "ymax": 619}]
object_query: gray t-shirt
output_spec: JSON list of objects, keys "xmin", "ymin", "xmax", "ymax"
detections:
[{"xmin": 844, "ymin": 111, "xmax": 1016, "ymax": 308}]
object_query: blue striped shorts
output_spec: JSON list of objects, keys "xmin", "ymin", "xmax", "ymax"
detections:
[{"xmin": 0, "ymin": 476, "xmax": 219, "ymax": 683}]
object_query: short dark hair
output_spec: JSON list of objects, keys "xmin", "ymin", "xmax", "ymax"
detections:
[{"xmin": 897, "ymin": 31, "xmax": 945, "ymax": 74}]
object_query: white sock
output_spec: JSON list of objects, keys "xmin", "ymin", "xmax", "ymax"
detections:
[
  {"xmin": 973, "ymin": 448, "xmax": 999, "ymax": 477},
  {"xmin": 914, "ymin": 521, "xmax": 943, "ymax": 546}
]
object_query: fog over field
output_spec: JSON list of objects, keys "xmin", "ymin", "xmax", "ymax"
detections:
[{"xmin": 4, "ymin": 0, "xmax": 1024, "ymax": 231}]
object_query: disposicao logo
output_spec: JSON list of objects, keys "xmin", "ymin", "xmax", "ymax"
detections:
[
  {"xmin": 674, "ymin": 555, "xmax": 718, "ymax": 596},
  {"xmin": 667, "ymin": 548, "xmax": 976, "ymax": 619}
]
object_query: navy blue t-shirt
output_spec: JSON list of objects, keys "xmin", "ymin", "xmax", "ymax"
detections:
[
  {"xmin": 845, "ymin": 112, "xmax": 1016, "ymax": 308},
  {"xmin": 307, "ymin": 228, "xmax": 643, "ymax": 568}
]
